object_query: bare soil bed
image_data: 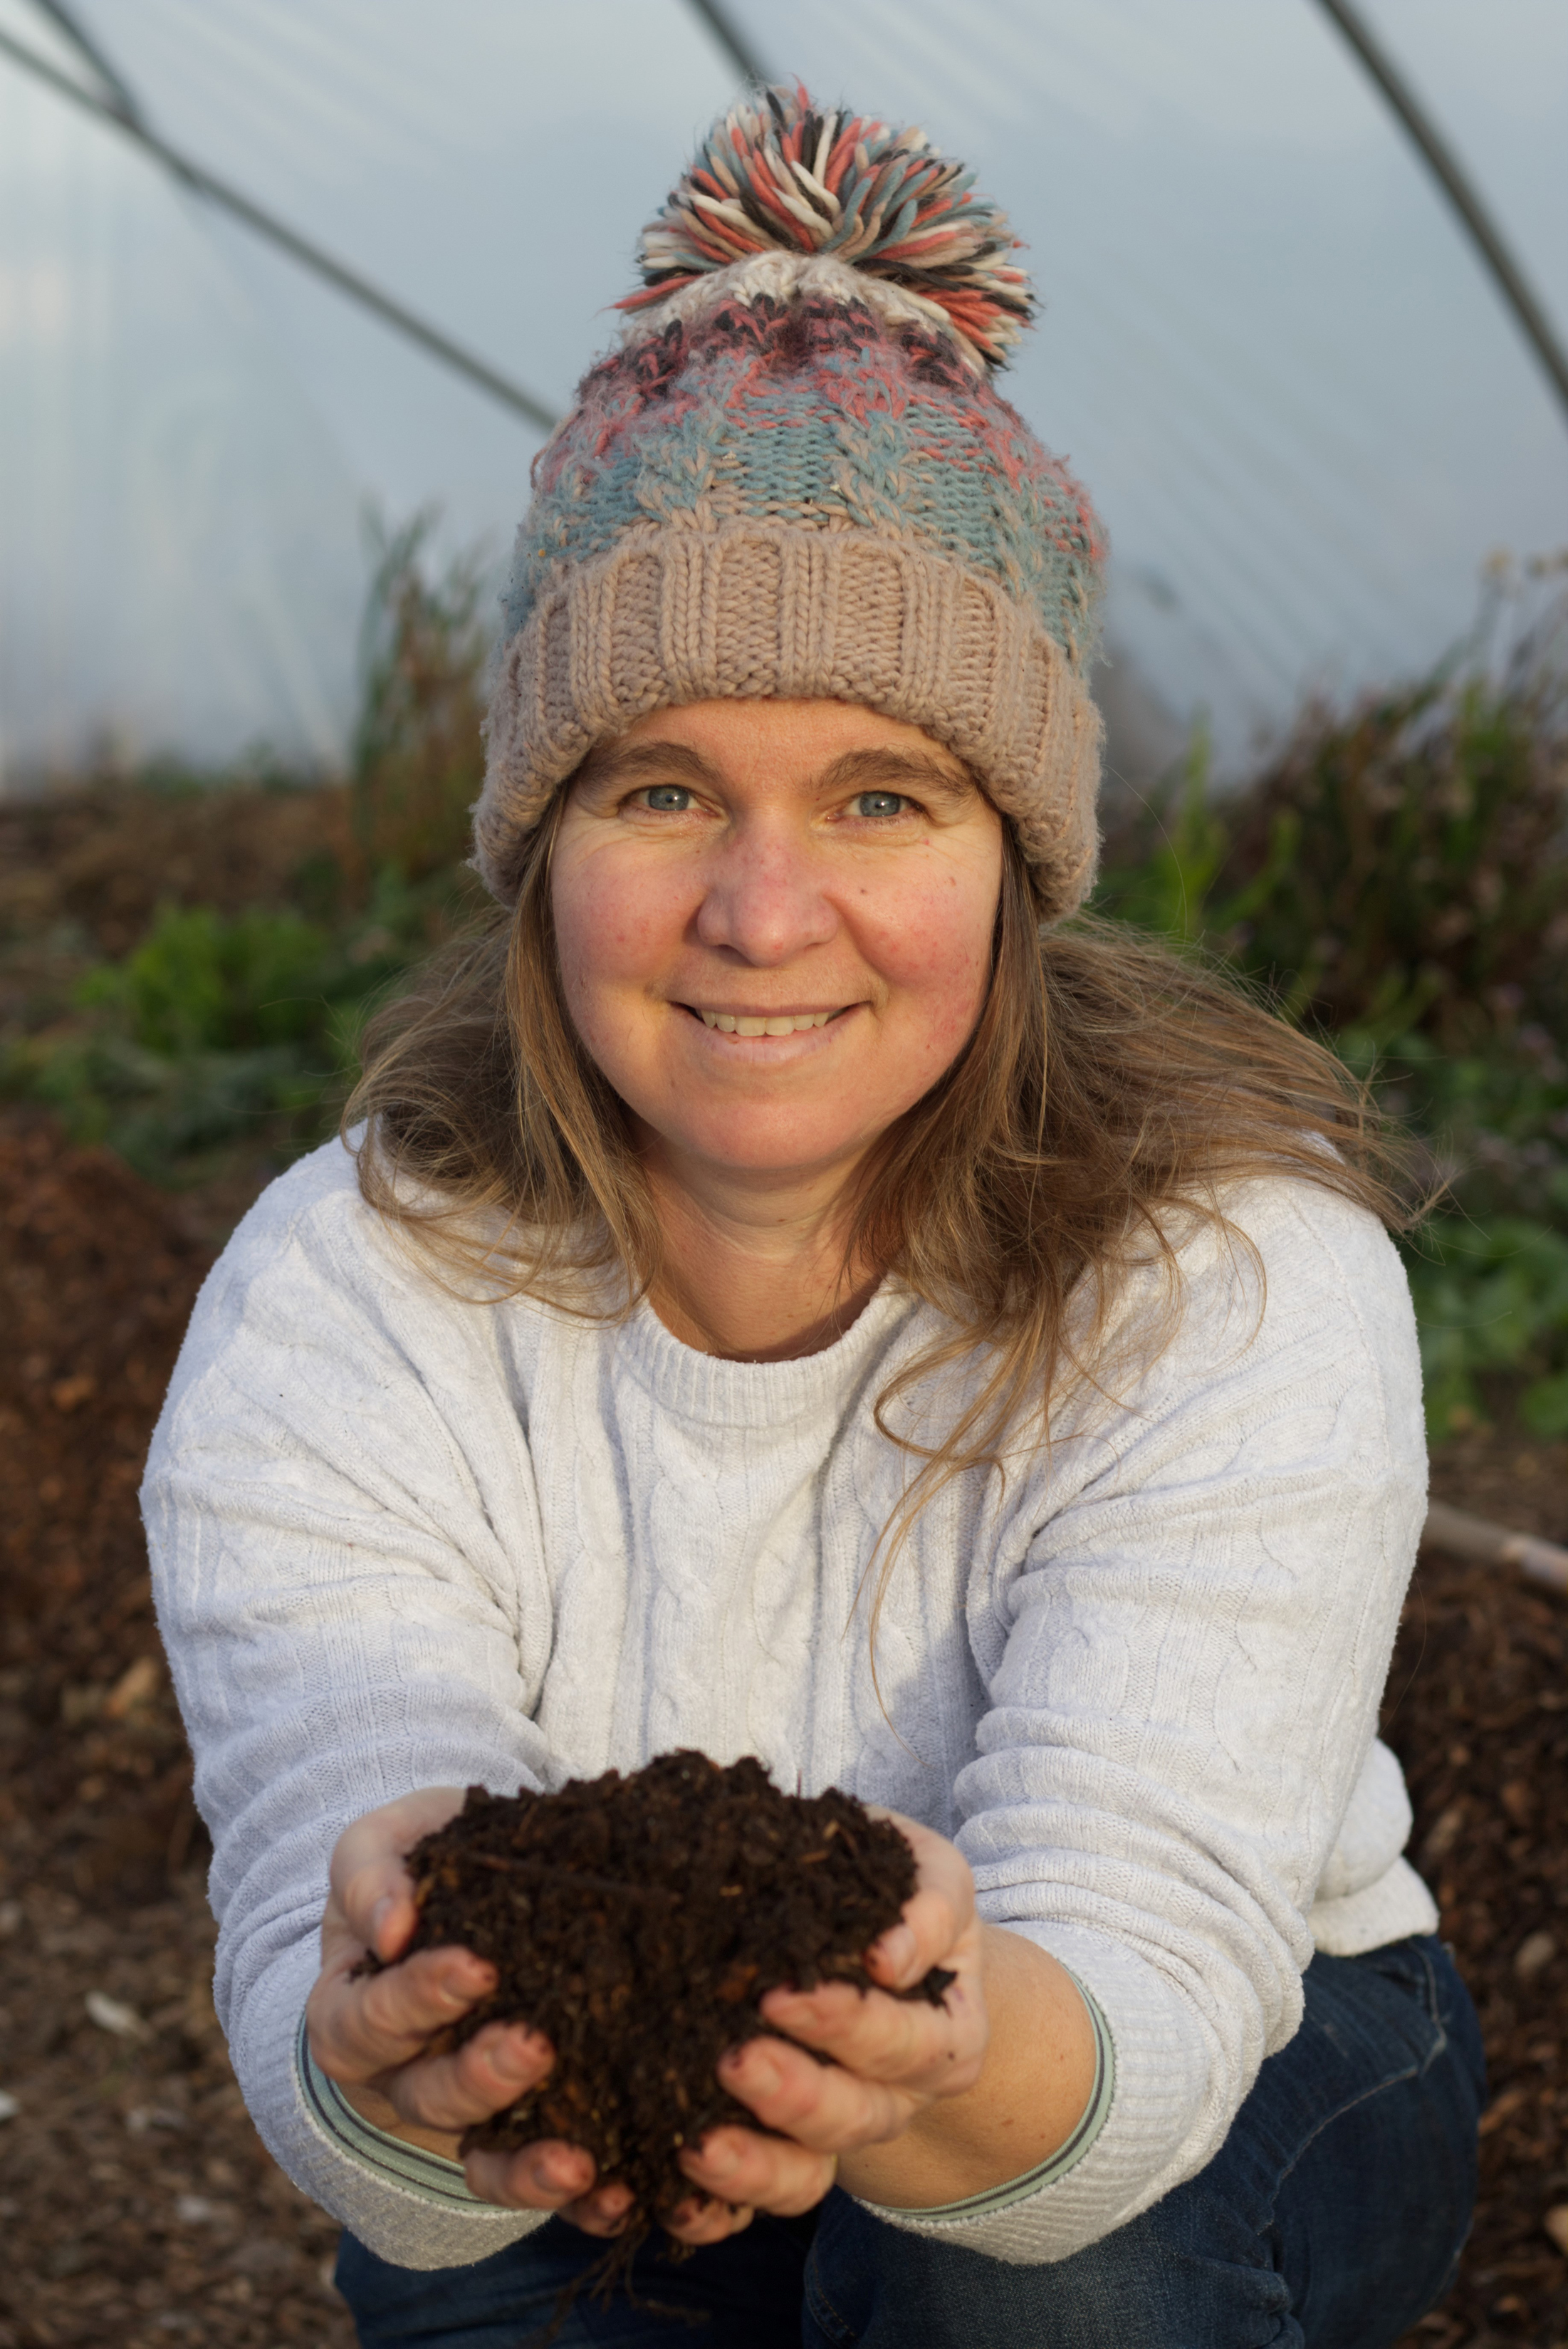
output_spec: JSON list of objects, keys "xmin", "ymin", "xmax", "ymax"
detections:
[
  {"xmin": 0, "ymin": 1115, "xmax": 355, "ymax": 2347},
  {"xmin": 0, "ymin": 1115, "xmax": 1563, "ymax": 2346},
  {"xmin": 0, "ymin": 780, "xmax": 347, "ymax": 966}
]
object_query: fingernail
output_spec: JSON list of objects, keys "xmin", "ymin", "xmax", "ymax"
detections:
[
  {"xmin": 368, "ymin": 1895, "xmax": 394, "ymax": 1950},
  {"xmin": 495, "ymin": 2034, "xmax": 537, "ymax": 2081},
  {"xmin": 740, "ymin": 2051, "xmax": 779, "ymax": 2095},
  {"xmin": 704, "ymin": 2139, "xmax": 739, "ymax": 2178},
  {"xmin": 876, "ymin": 1924, "xmax": 917, "ymax": 1978}
]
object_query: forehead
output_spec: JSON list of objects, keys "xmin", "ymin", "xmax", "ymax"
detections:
[{"xmin": 581, "ymin": 697, "xmax": 976, "ymax": 793}]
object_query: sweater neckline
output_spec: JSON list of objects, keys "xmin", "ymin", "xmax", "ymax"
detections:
[{"xmin": 613, "ymin": 1281, "xmax": 915, "ymax": 1430}]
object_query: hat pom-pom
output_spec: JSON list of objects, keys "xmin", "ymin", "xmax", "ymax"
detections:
[{"xmin": 621, "ymin": 83, "xmax": 1034, "ymax": 371}]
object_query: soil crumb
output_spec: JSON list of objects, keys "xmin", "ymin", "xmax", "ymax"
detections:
[{"xmin": 397, "ymin": 1754, "xmax": 952, "ymax": 2239}]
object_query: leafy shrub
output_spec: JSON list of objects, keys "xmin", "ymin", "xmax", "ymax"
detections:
[
  {"xmin": 1215, "ymin": 672, "xmax": 1568, "ymax": 1053},
  {"xmin": 1361, "ymin": 1028, "xmax": 1568, "ymax": 1437},
  {"xmin": 1406, "ymin": 1216, "xmax": 1568, "ymax": 1439},
  {"xmin": 5, "ymin": 881, "xmax": 429, "ymax": 1182},
  {"xmin": 1096, "ymin": 578, "xmax": 1568, "ymax": 1438},
  {"xmin": 1099, "ymin": 583, "xmax": 1568, "ymax": 1051},
  {"xmin": 77, "ymin": 905, "xmax": 335, "ymax": 1055}
]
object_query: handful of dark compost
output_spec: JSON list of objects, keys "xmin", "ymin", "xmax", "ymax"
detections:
[{"xmin": 384, "ymin": 1751, "xmax": 954, "ymax": 2243}]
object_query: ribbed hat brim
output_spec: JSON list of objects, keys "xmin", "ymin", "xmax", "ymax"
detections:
[{"xmin": 477, "ymin": 521, "xmax": 1101, "ymax": 921}]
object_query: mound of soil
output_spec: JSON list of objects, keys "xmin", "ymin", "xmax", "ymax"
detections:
[{"xmin": 397, "ymin": 1756, "xmax": 951, "ymax": 2239}]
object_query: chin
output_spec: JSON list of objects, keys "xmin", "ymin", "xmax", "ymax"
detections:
[{"xmin": 669, "ymin": 1118, "xmax": 877, "ymax": 1182}]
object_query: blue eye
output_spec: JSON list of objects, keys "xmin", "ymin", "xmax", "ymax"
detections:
[
  {"xmin": 642, "ymin": 785, "xmax": 691, "ymax": 811},
  {"xmin": 854, "ymin": 791, "xmax": 906, "ymax": 818}
]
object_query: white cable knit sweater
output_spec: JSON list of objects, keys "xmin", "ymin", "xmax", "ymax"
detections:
[{"xmin": 141, "ymin": 1137, "xmax": 1436, "ymax": 2270}]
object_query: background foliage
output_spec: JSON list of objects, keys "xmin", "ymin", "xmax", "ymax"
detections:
[
  {"xmin": 0, "ymin": 516, "xmax": 489, "ymax": 1192},
  {"xmin": 1099, "ymin": 566, "xmax": 1568, "ymax": 1437},
  {"xmin": 4, "ymin": 540, "xmax": 1566, "ymax": 1442}
]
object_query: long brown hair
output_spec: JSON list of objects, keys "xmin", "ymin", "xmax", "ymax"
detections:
[{"xmin": 347, "ymin": 801, "xmax": 1413, "ymax": 1578}]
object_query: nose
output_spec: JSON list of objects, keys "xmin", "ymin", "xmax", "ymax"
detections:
[{"xmin": 692, "ymin": 823, "xmax": 840, "ymax": 966}]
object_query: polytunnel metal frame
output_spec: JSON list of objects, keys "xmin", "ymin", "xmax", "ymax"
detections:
[
  {"xmin": 1312, "ymin": 0, "xmax": 1568, "ymax": 420},
  {"xmin": 0, "ymin": 2, "xmax": 558, "ymax": 428},
  {"xmin": 2, "ymin": 0, "xmax": 1566, "ymax": 445}
]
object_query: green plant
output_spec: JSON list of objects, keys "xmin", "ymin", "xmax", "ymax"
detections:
[
  {"xmin": 1102, "ymin": 578, "xmax": 1568, "ymax": 1046},
  {"xmin": 77, "ymin": 905, "xmax": 334, "ymax": 1055},
  {"xmin": 1097, "ymin": 726, "xmax": 1303, "ymax": 965},
  {"xmin": 1, "ymin": 868, "xmax": 475, "ymax": 1186},
  {"xmin": 1355, "ymin": 1028, "xmax": 1568, "ymax": 1438},
  {"xmin": 1404, "ymin": 1216, "xmax": 1568, "ymax": 1438}
]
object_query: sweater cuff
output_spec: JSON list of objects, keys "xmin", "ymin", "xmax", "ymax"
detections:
[
  {"xmin": 296, "ymin": 2014, "xmax": 504, "ymax": 2212},
  {"xmin": 854, "ymin": 1968, "xmax": 1114, "ymax": 2228}
]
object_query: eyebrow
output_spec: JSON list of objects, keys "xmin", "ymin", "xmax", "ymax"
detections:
[
  {"xmin": 573, "ymin": 741, "xmax": 721, "ymax": 792},
  {"xmin": 816, "ymin": 747, "xmax": 976, "ymax": 806},
  {"xmin": 572, "ymin": 736, "xmax": 976, "ymax": 803}
]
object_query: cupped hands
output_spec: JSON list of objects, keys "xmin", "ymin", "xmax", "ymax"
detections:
[{"xmin": 305, "ymin": 1790, "xmax": 988, "ymax": 2248}]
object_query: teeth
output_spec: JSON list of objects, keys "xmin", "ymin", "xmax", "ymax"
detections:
[{"xmin": 699, "ymin": 1009, "xmax": 834, "ymax": 1035}]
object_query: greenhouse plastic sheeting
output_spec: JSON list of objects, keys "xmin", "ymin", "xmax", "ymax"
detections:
[{"xmin": 1, "ymin": 0, "xmax": 1565, "ymax": 788}]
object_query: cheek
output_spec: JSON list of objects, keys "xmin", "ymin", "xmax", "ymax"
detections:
[
  {"xmin": 872, "ymin": 869, "xmax": 997, "ymax": 1046},
  {"xmin": 553, "ymin": 858, "xmax": 677, "ymax": 1026}
]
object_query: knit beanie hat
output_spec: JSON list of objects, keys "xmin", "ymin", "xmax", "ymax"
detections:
[{"xmin": 477, "ymin": 86, "xmax": 1107, "ymax": 922}]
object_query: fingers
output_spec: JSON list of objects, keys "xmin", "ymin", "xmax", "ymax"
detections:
[
  {"xmin": 377, "ymin": 2019, "xmax": 554, "ymax": 2132},
  {"xmin": 465, "ymin": 2147, "xmax": 755, "ymax": 2247},
  {"xmin": 679, "ymin": 2109, "xmax": 838, "ymax": 2214},
  {"xmin": 466, "ymin": 2143, "xmax": 649, "ymax": 2239},
  {"xmin": 759, "ymin": 1967, "xmax": 984, "ymax": 2100},
  {"xmin": 861, "ymin": 1808, "xmax": 976, "ymax": 1994},
  {"xmin": 328, "ymin": 1786, "xmax": 469, "ymax": 1964},
  {"xmin": 714, "ymin": 2034, "xmax": 912, "ymax": 2155},
  {"xmin": 562, "ymin": 2183, "xmax": 648, "ymax": 2240},
  {"xmin": 310, "ymin": 1939, "xmax": 498, "ymax": 2084},
  {"xmin": 662, "ymin": 2192, "xmax": 758, "ymax": 2247},
  {"xmin": 465, "ymin": 2140, "xmax": 600, "ymax": 2216},
  {"xmin": 746, "ymin": 1808, "xmax": 988, "ymax": 2113}
]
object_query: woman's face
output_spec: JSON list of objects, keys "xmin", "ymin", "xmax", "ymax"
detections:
[{"xmin": 550, "ymin": 699, "xmax": 1004, "ymax": 1193}]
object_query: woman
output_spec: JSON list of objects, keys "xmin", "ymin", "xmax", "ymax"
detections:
[{"xmin": 144, "ymin": 89, "xmax": 1482, "ymax": 2349}]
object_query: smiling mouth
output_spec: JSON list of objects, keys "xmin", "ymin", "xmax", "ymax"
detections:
[{"xmin": 689, "ymin": 1008, "xmax": 847, "ymax": 1036}]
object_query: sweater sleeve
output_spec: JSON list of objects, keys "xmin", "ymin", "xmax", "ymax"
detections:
[
  {"xmin": 928, "ymin": 1183, "xmax": 1429, "ymax": 2264},
  {"xmin": 141, "ymin": 1145, "xmax": 560, "ymax": 2267}
]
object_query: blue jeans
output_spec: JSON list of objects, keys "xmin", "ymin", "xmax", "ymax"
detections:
[{"xmin": 337, "ymin": 1935, "xmax": 1484, "ymax": 2349}]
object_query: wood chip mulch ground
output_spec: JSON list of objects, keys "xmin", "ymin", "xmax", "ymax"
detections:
[{"xmin": 0, "ymin": 1115, "xmax": 1563, "ymax": 2348}]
